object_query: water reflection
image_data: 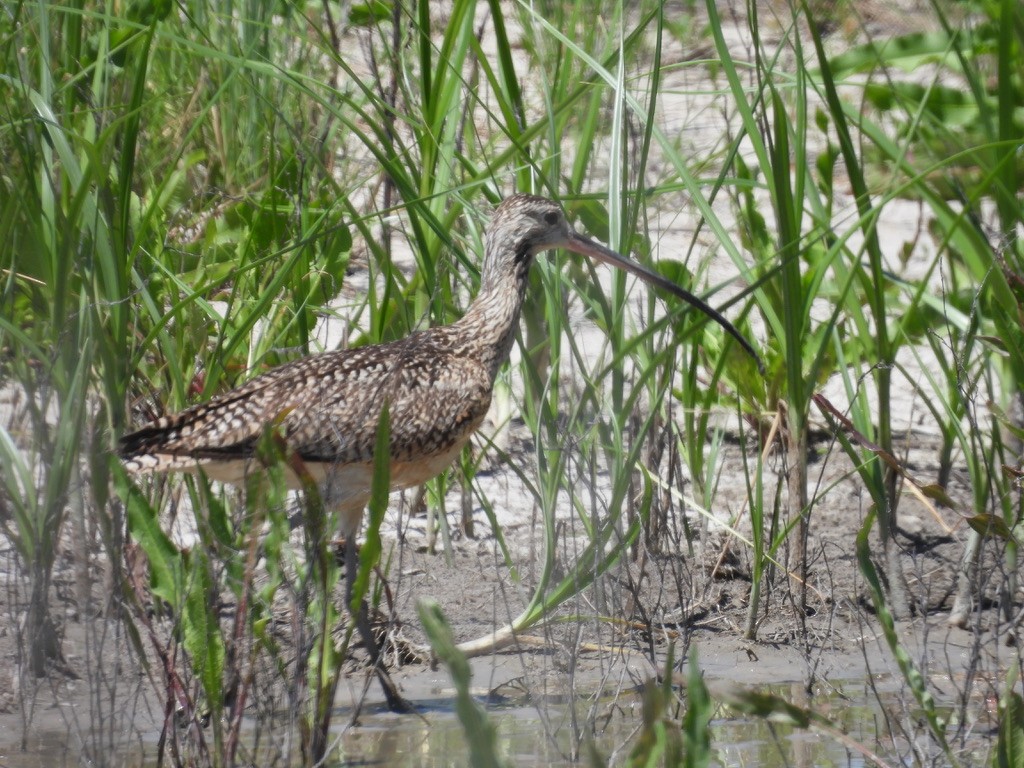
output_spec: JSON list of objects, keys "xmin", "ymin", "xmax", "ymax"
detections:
[
  {"xmin": 332, "ymin": 680, "xmax": 895, "ymax": 767},
  {"xmin": 2, "ymin": 677, "xmax": 982, "ymax": 767}
]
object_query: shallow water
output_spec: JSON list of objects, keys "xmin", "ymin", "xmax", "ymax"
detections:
[
  {"xmin": 333, "ymin": 706, "xmax": 872, "ymax": 767},
  {"xmin": 327, "ymin": 678, "xmax": 912, "ymax": 767},
  {"xmin": 1, "ymin": 676, "xmax": 983, "ymax": 767}
]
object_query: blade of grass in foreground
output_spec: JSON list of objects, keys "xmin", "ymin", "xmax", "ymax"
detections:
[
  {"xmin": 855, "ymin": 510, "xmax": 955, "ymax": 764},
  {"xmin": 419, "ymin": 600, "xmax": 511, "ymax": 768}
]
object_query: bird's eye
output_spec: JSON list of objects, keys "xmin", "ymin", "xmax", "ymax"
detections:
[{"xmin": 544, "ymin": 211, "xmax": 559, "ymax": 225}]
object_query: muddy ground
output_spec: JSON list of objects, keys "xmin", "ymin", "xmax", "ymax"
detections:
[{"xmin": 0, "ymin": 419, "xmax": 1010, "ymax": 766}]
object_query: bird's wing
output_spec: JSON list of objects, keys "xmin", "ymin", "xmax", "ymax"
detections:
[
  {"xmin": 119, "ymin": 349, "xmax": 355, "ymax": 464},
  {"xmin": 120, "ymin": 335, "xmax": 493, "ymax": 471},
  {"xmin": 278, "ymin": 339, "xmax": 493, "ymax": 465}
]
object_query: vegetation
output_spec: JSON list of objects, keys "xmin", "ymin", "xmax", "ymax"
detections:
[{"xmin": 0, "ymin": 0, "xmax": 1021, "ymax": 765}]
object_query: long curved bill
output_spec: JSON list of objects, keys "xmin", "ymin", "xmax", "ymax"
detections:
[{"xmin": 561, "ymin": 230, "xmax": 763, "ymax": 372}]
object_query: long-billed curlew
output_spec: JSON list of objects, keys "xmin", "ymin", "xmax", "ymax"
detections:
[{"xmin": 120, "ymin": 193, "xmax": 759, "ymax": 709}]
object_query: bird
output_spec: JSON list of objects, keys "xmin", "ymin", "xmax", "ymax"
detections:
[{"xmin": 120, "ymin": 193, "xmax": 760, "ymax": 709}]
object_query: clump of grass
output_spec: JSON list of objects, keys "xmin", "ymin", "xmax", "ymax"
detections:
[{"xmin": 2, "ymin": 0, "xmax": 1023, "ymax": 764}]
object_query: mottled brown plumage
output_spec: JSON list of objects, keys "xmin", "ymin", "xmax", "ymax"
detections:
[
  {"xmin": 120, "ymin": 194, "xmax": 759, "ymax": 534},
  {"xmin": 120, "ymin": 194, "xmax": 759, "ymax": 704}
]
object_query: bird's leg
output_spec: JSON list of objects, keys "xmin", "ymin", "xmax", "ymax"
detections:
[{"xmin": 343, "ymin": 534, "xmax": 414, "ymax": 714}]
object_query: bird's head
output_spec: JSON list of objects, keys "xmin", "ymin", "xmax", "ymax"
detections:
[
  {"xmin": 481, "ymin": 195, "xmax": 572, "ymax": 283},
  {"xmin": 480, "ymin": 193, "xmax": 763, "ymax": 370}
]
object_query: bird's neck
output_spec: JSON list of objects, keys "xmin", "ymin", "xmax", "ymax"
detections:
[{"xmin": 450, "ymin": 260, "xmax": 532, "ymax": 382}]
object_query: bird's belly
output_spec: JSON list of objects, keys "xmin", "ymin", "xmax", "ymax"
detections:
[
  {"xmin": 156, "ymin": 437, "xmax": 469, "ymax": 535},
  {"xmin": 304, "ymin": 440, "xmax": 466, "ymax": 496},
  {"xmin": 160, "ymin": 436, "xmax": 467, "ymax": 491},
  {"xmin": 389, "ymin": 441, "xmax": 468, "ymax": 490},
  {"xmin": 302, "ymin": 441, "xmax": 467, "ymax": 533}
]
